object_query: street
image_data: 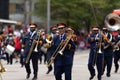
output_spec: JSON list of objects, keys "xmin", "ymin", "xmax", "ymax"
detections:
[{"xmin": 0, "ymin": 49, "xmax": 120, "ymax": 80}]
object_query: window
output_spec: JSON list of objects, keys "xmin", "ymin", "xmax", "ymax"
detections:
[{"xmin": 16, "ymin": 4, "xmax": 24, "ymax": 13}]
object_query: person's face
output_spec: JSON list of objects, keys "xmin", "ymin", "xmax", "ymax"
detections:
[
  {"xmin": 102, "ymin": 29, "xmax": 107, "ymax": 34},
  {"xmin": 93, "ymin": 30, "xmax": 98, "ymax": 34},
  {"xmin": 51, "ymin": 29, "xmax": 57, "ymax": 34},
  {"xmin": 30, "ymin": 27, "xmax": 36, "ymax": 32},
  {"xmin": 58, "ymin": 27, "xmax": 65, "ymax": 35}
]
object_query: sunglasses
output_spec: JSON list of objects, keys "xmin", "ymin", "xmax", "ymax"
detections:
[{"xmin": 58, "ymin": 27, "xmax": 64, "ymax": 29}]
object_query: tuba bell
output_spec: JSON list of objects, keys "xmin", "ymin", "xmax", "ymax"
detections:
[{"xmin": 104, "ymin": 13, "xmax": 120, "ymax": 31}]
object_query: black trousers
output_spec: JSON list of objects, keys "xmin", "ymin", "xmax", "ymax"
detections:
[
  {"xmin": 25, "ymin": 52, "xmax": 39, "ymax": 77},
  {"xmin": 54, "ymin": 64, "xmax": 72, "ymax": 80}
]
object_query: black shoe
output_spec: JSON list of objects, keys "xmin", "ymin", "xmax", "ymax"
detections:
[
  {"xmin": 46, "ymin": 68, "xmax": 52, "ymax": 74},
  {"xmin": 26, "ymin": 73, "xmax": 30, "ymax": 79},
  {"xmin": 89, "ymin": 74, "xmax": 95, "ymax": 80},
  {"xmin": 32, "ymin": 77, "xmax": 37, "ymax": 80},
  {"xmin": 15, "ymin": 61, "xmax": 18, "ymax": 63},
  {"xmin": 106, "ymin": 73, "xmax": 111, "ymax": 77},
  {"xmin": 98, "ymin": 78, "xmax": 101, "ymax": 80},
  {"xmin": 46, "ymin": 65, "xmax": 53, "ymax": 74},
  {"xmin": 115, "ymin": 69, "xmax": 118, "ymax": 73}
]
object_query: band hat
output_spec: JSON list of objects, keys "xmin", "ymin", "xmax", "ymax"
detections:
[
  {"xmin": 52, "ymin": 27, "xmax": 57, "ymax": 30},
  {"xmin": 29, "ymin": 23, "xmax": 37, "ymax": 28},
  {"xmin": 29, "ymin": 24, "xmax": 36, "ymax": 28},
  {"xmin": 92, "ymin": 27, "xmax": 99, "ymax": 30},
  {"xmin": 67, "ymin": 28, "xmax": 72, "ymax": 31},
  {"xmin": 58, "ymin": 25, "xmax": 65, "ymax": 29},
  {"xmin": 102, "ymin": 27, "xmax": 107, "ymax": 30}
]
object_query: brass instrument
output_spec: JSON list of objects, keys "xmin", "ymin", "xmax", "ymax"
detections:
[
  {"xmin": 113, "ymin": 40, "xmax": 120, "ymax": 52},
  {"xmin": 104, "ymin": 12, "xmax": 120, "ymax": 51},
  {"xmin": 47, "ymin": 30, "xmax": 74, "ymax": 67},
  {"xmin": 0, "ymin": 61, "xmax": 6, "ymax": 73},
  {"xmin": 104, "ymin": 13, "xmax": 120, "ymax": 31},
  {"xmin": 96, "ymin": 31, "xmax": 103, "ymax": 54},
  {"xmin": 46, "ymin": 35, "xmax": 52, "ymax": 44},
  {"xmin": 47, "ymin": 41, "xmax": 63, "ymax": 67},
  {"xmin": 104, "ymin": 33, "xmax": 113, "ymax": 49},
  {"xmin": 43, "ymin": 35, "xmax": 53, "ymax": 48},
  {"xmin": 34, "ymin": 33, "xmax": 41, "ymax": 52},
  {"xmin": 40, "ymin": 35, "xmax": 52, "ymax": 53},
  {"xmin": 25, "ymin": 32, "xmax": 41, "ymax": 64},
  {"xmin": 59, "ymin": 30, "xmax": 74, "ymax": 55}
]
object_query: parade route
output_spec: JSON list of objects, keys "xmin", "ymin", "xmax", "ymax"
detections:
[{"xmin": 1, "ymin": 49, "xmax": 120, "ymax": 80}]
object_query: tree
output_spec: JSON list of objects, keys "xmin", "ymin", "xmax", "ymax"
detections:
[{"xmin": 34, "ymin": 0, "xmax": 120, "ymax": 31}]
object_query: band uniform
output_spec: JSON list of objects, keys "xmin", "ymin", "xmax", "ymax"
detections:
[
  {"xmin": 113, "ymin": 29, "xmax": 120, "ymax": 73},
  {"xmin": 45, "ymin": 26, "xmax": 58, "ymax": 74},
  {"xmin": 102, "ymin": 27, "xmax": 114, "ymax": 77},
  {"xmin": 22, "ymin": 23, "xmax": 41, "ymax": 80},
  {"xmin": 87, "ymin": 26, "xmax": 104, "ymax": 80},
  {"xmin": 50, "ymin": 23, "xmax": 76, "ymax": 80}
]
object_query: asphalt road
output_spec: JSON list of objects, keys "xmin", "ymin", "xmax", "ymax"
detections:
[{"xmin": 0, "ymin": 49, "xmax": 120, "ymax": 80}]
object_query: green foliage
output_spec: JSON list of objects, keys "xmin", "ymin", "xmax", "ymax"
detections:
[{"xmin": 34, "ymin": 0, "xmax": 120, "ymax": 30}]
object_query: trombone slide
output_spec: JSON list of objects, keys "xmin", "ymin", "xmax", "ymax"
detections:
[
  {"xmin": 25, "ymin": 32, "xmax": 40, "ymax": 63},
  {"xmin": 47, "ymin": 31, "xmax": 74, "ymax": 67}
]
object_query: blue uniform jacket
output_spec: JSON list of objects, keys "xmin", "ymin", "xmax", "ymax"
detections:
[
  {"xmin": 53, "ymin": 34, "xmax": 76, "ymax": 66},
  {"xmin": 22, "ymin": 32, "xmax": 39, "ymax": 58}
]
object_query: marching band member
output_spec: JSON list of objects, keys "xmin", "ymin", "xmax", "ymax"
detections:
[
  {"xmin": 45, "ymin": 25, "xmax": 57, "ymax": 74},
  {"xmin": 87, "ymin": 26, "xmax": 104, "ymax": 80},
  {"xmin": 48, "ymin": 23, "xmax": 76, "ymax": 80},
  {"xmin": 39, "ymin": 30, "xmax": 47, "ymax": 64},
  {"xmin": 22, "ymin": 23, "xmax": 41, "ymax": 80},
  {"xmin": 102, "ymin": 26, "xmax": 114, "ymax": 77},
  {"xmin": 113, "ymin": 29, "xmax": 120, "ymax": 73}
]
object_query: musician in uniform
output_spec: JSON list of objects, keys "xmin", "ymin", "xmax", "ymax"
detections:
[
  {"xmin": 102, "ymin": 26, "xmax": 114, "ymax": 77},
  {"xmin": 22, "ymin": 23, "xmax": 41, "ymax": 80},
  {"xmin": 87, "ymin": 26, "xmax": 104, "ymax": 80},
  {"xmin": 45, "ymin": 25, "xmax": 57, "ymax": 74},
  {"xmin": 49, "ymin": 23, "xmax": 76, "ymax": 80},
  {"xmin": 113, "ymin": 29, "xmax": 120, "ymax": 73}
]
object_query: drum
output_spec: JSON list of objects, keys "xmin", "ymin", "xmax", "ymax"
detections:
[{"xmin": 5, "ymin": 44, "xmax": 15, "ymax": 55}]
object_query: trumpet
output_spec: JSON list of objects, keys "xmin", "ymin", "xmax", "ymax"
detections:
[{"xmin": 95, "ymin": 31, "xmax": 102, "ymax": 54}]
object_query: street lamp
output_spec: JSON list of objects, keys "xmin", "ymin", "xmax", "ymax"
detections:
[{"xmin": 47, "ymin": 0, "xmax": 50, "ymax": 33}]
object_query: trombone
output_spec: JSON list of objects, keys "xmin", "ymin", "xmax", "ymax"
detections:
[
  {"xmin": 47, "ymin": 30, "xmax": 74, "ymax": 67},
  {"xmin": 25, "ymin": 32, "xmax": 41, "ymax": 64},
  {"xmin": 59, "ymin": 30, "xmax": 74, "ymax": 55},
  {"xmin": 47, "ymin": 41, "xmax": 63, "ymax": 67}
]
